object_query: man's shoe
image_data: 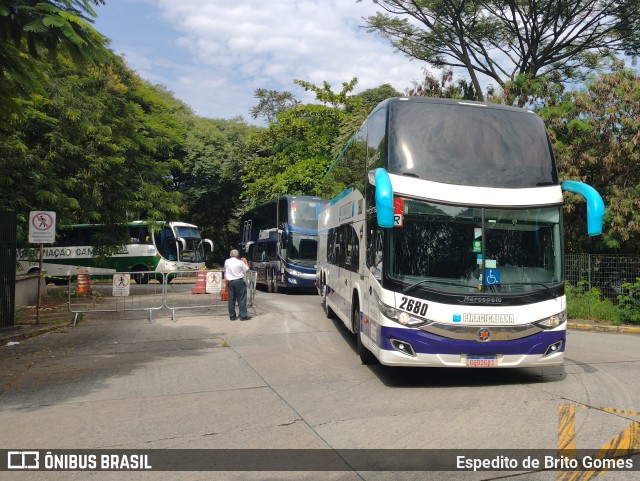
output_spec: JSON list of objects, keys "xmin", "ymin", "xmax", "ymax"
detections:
[
  {"xmin": 240, "ymin": 316, "xmax": 252, "ymax": 321},
  {"xmin": 230, "ymin": 317, "xmax": 237, "ymax": 321}
]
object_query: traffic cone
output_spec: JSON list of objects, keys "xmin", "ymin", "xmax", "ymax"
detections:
[
  {"xmin": 220, "ymin": 280, "xmax": 228, "ymax": 301},
  {"xmin": 76, "ymin": 269, "xmax": 92, "ymax": 295},
  {"xmin": 191, "ymin": 271, "xmax": 208, "ymax": 294}
]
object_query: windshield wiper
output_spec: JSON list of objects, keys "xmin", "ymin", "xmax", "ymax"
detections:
[
  {"xmin": 510, "ymin": 282, "xmax": 556, "ymax": 298},
  {"xmin": 403, "ymin": 279, "xmax": 477, "ymax": 294}
]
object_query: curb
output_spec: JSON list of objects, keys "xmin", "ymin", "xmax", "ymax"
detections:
[
  {"xmin": 1, "ymin": 322, "xmax": 71, "ymax": 346},
  {"xmin": 568, "ymin": 322, "xmax": 640, "ymax": 335}
]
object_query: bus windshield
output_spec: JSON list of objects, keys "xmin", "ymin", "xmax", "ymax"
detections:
[
  {"xmin": 388, "ymin": 101, "xmax": 558, "ymax": 188},
  {"xmin": 289, "ymin": 199, "xmax": 326, "ymax": 229},
  {"xmin": 175, "ymin": 226, "xmax": 201, "ymax": 239},
  {"xmin": 389, "ymin": 198, "xmax": 562, "ymax": 294},
  {"xmin": 287, "ymin": 232, "xmax": 318, "ymax": 266}
]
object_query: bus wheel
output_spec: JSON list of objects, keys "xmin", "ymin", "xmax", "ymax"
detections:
[
  {"xmin": 353, "ymin": 300, "xmax": 377, "ymax": 365},
  {"xmin": 132, "ymin": 267, "xmax": 149, "ymax": 285},
  {"xmin": 322, "ymin": 285, "xmax": 336, "ymax": 319},
  {"xmin": 267, "ymin": 270, "xmax": 274, "ymax": 293}
]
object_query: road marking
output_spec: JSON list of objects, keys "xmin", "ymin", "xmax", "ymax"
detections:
[{"xmin": 557, "ymin": 403, "xmax": 640, "ymax": 480}]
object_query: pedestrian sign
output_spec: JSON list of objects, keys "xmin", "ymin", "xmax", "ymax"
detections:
[
  {"xmin": 206, "ymin": 271, "xmax": 222, "ymax": 293},
  {"xmin": 29, "ymin": 211, "xmax": 56, "ymax": 244},
  {"xmin": 113, "ymin": 274, "xmax": 131, "ymax": 297}
]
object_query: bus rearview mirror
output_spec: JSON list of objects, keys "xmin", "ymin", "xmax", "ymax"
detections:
[
  {"xmin": 374, "ymin": 168, "xmax": 395, "ymax": 228},
  {"xmin": 561, "ymin": 180, "xmax": 605, "ymax": 236}
]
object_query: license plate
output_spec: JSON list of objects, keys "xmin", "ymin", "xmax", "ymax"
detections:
[{"xmin": 466, "ymin": 355, "xmax": 497, "ymax": 367}]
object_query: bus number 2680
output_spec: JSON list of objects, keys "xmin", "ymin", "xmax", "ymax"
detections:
[{"xmin": 398, "ymin": 297, "xmax": 428, "ymax": 317}]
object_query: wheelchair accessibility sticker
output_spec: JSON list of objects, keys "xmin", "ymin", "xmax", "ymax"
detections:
[{"xmin": 484, "ymin": 269, "xmax": 500, "ymax": 286}]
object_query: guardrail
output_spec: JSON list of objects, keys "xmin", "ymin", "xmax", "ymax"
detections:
[{"xmin": 68, "ymin": 270, "xmax": 258, "ymax": 324}]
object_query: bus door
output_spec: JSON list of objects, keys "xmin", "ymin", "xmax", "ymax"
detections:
[
  {"xmin": 249, "ymin": 241, "xmax": 267, "ymax": 285},
  {"xmin": 341, "ymin": 222, "xmax": 362, "ymax": 328},
  {"xmin": 364, "ymin": 226, "xmax": 384, "ymax": 351}
]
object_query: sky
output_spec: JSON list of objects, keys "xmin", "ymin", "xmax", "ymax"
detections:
[{"xmin": 93, "ymin": 0, "xmax": 427, "ymax": 124}]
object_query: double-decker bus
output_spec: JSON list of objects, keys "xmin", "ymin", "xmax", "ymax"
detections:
[
  {"xmin": 317, "ymin": 97, "xmax": 604, "ymax": 367},
  {"xmin": 19, "ymin": 221, "xmax": 213, "ymax": 284},
  {"xmin": 240, "ymin": 196, "xmax": 328, "ymax": 292}
]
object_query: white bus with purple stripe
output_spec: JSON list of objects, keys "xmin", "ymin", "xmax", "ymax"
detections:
[{"xmin": 317, "ymin": 97, "xmax": 604, "ymax": 367}]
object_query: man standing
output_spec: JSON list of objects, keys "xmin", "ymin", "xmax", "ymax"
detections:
[{"xmin": 224, "ymin": 249, "xmax": 251, "ymax": 321}]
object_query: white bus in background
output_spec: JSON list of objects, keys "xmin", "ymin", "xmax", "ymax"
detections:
[
  {"xmin": 317, "ymin": 97, "xmax": 604, "ymax": 368},
  {"xmin": 18, "ymin": 220, "xmax": 213, "ymax": 284}
]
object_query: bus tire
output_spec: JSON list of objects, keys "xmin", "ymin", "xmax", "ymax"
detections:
[
  {"xmin": 267, "ymin": 270, "xmax": 274, "ymax": 293},
  {"xmin": 132, "ymin": 267, "xmax": 149, "ymax": 285},
  {"xmin": 322, "ymin": 285, "xmax": 336, "ymax": 319},
  {"xmin": 353, "ymin": 298, "xmax": 377, "ymax": 365}
]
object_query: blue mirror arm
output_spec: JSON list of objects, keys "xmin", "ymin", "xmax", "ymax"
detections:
[{"xmin": 561, "ymin": 180, "xmax": 605, "ymax": 236}]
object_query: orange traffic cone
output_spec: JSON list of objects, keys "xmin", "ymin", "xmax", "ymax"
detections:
[
  {"xmin": 220, "ymin": 280, "xmax": 229, "ymax": 301},
  {"xmin": 76, "ymin": 269, "xmax": 92, "ymax": 295},
  {"xmin": 191, "ymin": 271, "xmax": 208, "ymax": 294}
]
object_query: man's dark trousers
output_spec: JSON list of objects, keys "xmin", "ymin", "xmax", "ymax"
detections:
[{"xmin": 228, "ymin": 279, "xmax": 248, "ymax": 319}]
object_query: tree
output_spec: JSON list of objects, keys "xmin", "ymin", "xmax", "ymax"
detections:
[
  {"xmin": 249, "ymin": 88, "xmax": 300, "ymax": 124},
  {"xmin": 362, "ymin": 0, "xmax": 640, "ymax": 101},
  {"xmin": 407, "ymin": 67, "xmax": 482, "ymax": 99},
  {"xmin": 0, "ymin": 53, "xmax": 187, "ymax": 244},
  {"xmin": 243, "ymin": 103, "xmax": 345, "ymax": 203},
  {"xmin": 537, "ymin": 65, "xmax": 640, "ymax": 252},
  {"xmin": 329, "ymin": 82, "xmax": 402, "ymax": 160},
  {"xmin": 179, "ymin": 116, "xmax": 260, "ymax": 263},
  {"xmin": 0, "ymin": 0, "xmax": 108, "ymax": 118}
]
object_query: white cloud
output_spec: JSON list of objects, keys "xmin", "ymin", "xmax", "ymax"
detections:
[{"xmin": 100, "ymin": 0, "xmax": 428, "ymax": 121}]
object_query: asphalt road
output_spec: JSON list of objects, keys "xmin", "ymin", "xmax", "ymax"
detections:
[{"xmin": 1, "ymin": 291, "xmax": 639, "ymax": 481}]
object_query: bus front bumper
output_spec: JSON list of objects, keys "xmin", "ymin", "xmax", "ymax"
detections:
[{"xmin": 371, "ymin": 326, "xmax": 566, "ymax": 367}]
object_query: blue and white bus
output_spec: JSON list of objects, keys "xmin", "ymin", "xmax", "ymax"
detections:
[
  {"xmin": 317, "ymin": 97, "xmax": 604, "ymax": 367},
  {"xmin": 240, "ymin": 196, "xmax": 328, "ymax": 292}
]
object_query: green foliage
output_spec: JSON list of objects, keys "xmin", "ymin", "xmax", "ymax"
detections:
[
  {"xmin": 243, "ymin": 103, "xmax": 345, "ymax": 204},
  {"xmin": 243, "ymin": 79, "xmax": 407, "ymax": 215},
  {"xmin": 0, "ymin": 52, "xmax": 186, "ymax": 244},
  {"xmin": 565, "ymin": 281, "xmax": 621, "ymax": 323},
  {"xmin": 0, "ymin": 0, "xmax": 108, "ymax": 118},
  {"xmin": 294, "ymin": 78, "xmax": 360, "ymax": 109},
  {"xmin": 618, "ymin": 278, "xmax": 640, "ymax": 325},
  {"xmin": 179, "ymin": 116, "xmax": 259, "ymax": 262},
  {"xmin": 536, "ymin": 65, "xmax": 640, "ymax": 252},
  {"xmin": 407, "ymin": 68, "xmax": 480, "ymax": 100},
  {"xmin": 249, "ymin": 89, "xmax": 299, "ymax": 124}
]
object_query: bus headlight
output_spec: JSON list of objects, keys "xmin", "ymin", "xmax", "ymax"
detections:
[
  {"xmin": 379, "ymin": 301, "xmax": 431, "ymax": 328},
  {"xmin": 533, "ymin": 310, "xmax": 567, "ymax": 329},
  {"xmin": 285, "ymin": 268, "xmax": 303, "ymax": 276}
]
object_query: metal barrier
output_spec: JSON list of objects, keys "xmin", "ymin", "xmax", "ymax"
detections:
[
  {"xmin": 69, "ymin": 271, "xmax": 164, "ymax": 325},
  {"xmin": 164, "ymin": 270, "xmax": 227, "ymax": 321},
  {"xmin": 68, "ymin": 270, "xmax": 258, "ymax": 323},
  {"xmin": 245, "ymin": 270, "xmax": 258, "ymax": 308}
]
